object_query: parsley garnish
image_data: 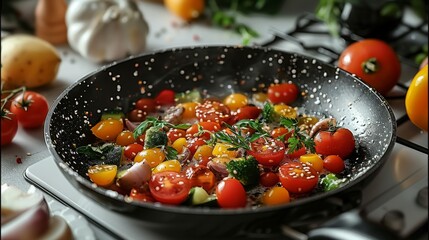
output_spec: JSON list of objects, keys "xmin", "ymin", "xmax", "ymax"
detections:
[
  {"xmin": 261, "ymin": 102, "xmax": 275, "ymax": 123},
  {"xmin": 280, "ymin": 117, "xmax": 315, "ymax": 154},
  {"xmin": 133, "ymin": 117, "xmax": 190, "ymax": 139}
]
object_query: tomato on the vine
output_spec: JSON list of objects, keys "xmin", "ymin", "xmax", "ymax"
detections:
[
  {"xmin": 1, "ymin": 110, "xmax": 18, "ymax": 146},
  {"xmin": 247, "ymin": 137, "xmax": 285, "ymax": 166},
  {"xmin": 314, "ymin": 127, "xmax": 355, "ymax": 158},
  {"xmin": 216, "ymin": 178, "xmax": 247, "ymax": 208},
  {"xmin": 267, "ymin": 83, "xmax": 299, "ymax": 104},
  {"xmin": 10, "ymin": 91, "xmax": 49, "ymax": 129},
  {"xmin": 149, "ymin": 171, "xmax": 191, "ymax": 205},
  {"xmin": 278, "ymin": 162, "xmax": 319, "ymax": 194},
  {"xmin": 338, "ymin": 39, "xmax": 401, "ymax": 95}
]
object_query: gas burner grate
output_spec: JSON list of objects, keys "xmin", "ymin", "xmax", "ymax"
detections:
[{"xmin": 260, "ymin": 12, "xmax": 428, "ymax": 155}]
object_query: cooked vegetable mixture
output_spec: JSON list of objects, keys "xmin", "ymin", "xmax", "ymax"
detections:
[{"xmin": 78, "ymin": 82, "xmax": 355, "ymax": 208}]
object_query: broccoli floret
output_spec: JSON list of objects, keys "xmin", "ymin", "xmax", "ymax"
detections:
[
  {"xmin": 144, "ymin": 126, "xmax": 168, "ymax": 149},
  {"xmin": 226, "ymin": 156, "xmax": 260, "ymax": 186},
  {"xmin": 320, "ymin": 173, "xmax": 344, "ymax": 191}
]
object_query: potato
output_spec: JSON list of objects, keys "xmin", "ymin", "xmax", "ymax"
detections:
[{"xmin": 1, "ymin": 34, "xmax": 61, "ymax": 89}]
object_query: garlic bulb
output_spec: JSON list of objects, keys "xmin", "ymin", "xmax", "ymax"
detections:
[{"xmin": 66, "ymin": 0, "xmax": 149, "ymax": 63}]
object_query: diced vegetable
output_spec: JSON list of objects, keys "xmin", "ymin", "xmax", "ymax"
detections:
[{"xmin": 225, "ymin": 156, "xmax": 260, "ymax": 186}]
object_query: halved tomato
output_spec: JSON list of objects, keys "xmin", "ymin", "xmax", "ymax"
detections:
[
  {"xmin": 278, "ymin": 162, "xmax": 318, "ymax": 194},
  {"xmin": 149, "ymin": 171, "xmax": 191, "ymax": 205},
  {"xmin": 247, "ymin": 137, "xmax": 286, "ymax": 166}
]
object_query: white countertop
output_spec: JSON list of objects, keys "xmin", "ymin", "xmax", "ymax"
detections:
[{"xmin": 1, "ymin": 1, "xmax": 319, "ymax": 239}]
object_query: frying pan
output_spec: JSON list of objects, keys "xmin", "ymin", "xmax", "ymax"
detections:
[{"xmin": 45, "ymin": 46, "xmax": 396, "ymax": 238}]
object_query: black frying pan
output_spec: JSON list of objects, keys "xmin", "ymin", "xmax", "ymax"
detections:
[{"xmin": 45, "ymin": 46, "xmax": 396, "ymax": 238}]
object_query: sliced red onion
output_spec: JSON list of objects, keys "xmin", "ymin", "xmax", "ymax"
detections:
[{"xmin": 116, "ymin": 161, "xmax": 152, "ymax": 191}]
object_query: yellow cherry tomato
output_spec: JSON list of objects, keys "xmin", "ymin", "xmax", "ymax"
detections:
[
  {"xmin": 153, "ymin": 160, "xmax": 181, "ymax": 174},
  {"xmin": 252, "ymin": 92, "xmax": 268, "ymax": 103},
  {"xmin": 172, "ymin": 137, "xmax": 187, "ymax": 153},
  {"xmin": 91, "ymin": 118, "xmax": 123, "ymax": 141},
  {"xmin": 194, "ymin": 144, "xmax": 213, "ymax": 161},
  {"xmin": 116, "ymin": 130, "xmax": 135, "ymax": 146},
  {"xmin": 134, "ymin": 148, "xmax": 165, "ymax": 167},
  {"xmin": 87, "ymin": 164, "xmax": 117, "ymax": 187},
  {"xmin": 274, "ymin": 104, "xmax": 297, "ymax": 119},
  {"xmin": 405, "ymin": 65, "xmax": 428, "ymax": 131},
  {"xmin": 261, "ymin": 186, "xmax": 290, "ymax": 206},
  {"xmin": 164, "ymin": 0, "xmax": 205, "ymax": 21},
  {"xmin": 299, "ymin": 154, "xmax": 324, "ymax": 172},
  {"xmin": 212, "ymin": 143, "xmax": 237, "ymax": 158},
  {"xmin": 223, "ymin": 93, "xmax": 248, "ymax": 111},
  {"xmin": 181, "ymin": 102, "xmax": 199, "ymax": 119}
]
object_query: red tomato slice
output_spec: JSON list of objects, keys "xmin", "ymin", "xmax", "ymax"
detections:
[
  {"xmin": 155, "ymin": 89, "xmax": 175, "ymax": 106},
  {"xmin": 186, "ymin": 121, "xmax": 221, "ymax": 139},
  {"xmin": 247, "ymin": 137, "xmax": 286, "ymax": 166},
  {"xmin": 267, "ymin": 83, "xmax": 299, "ymax": 104},
  {"xmin": 278, "ymin": 162, "xmax": 319, "ymax": 194},
  {"xmin": 187, "ymin": 137, "xmax": 207, "ymax": 155},
  {"xmin": 149, "ymin": 171, "xmax": 191, "ymax": 205},
  {"xmin": 216, "ymin": 178, "xmax": 247, "ymax": 208},
  {"xmin": 129, "ymin": 188, "xmax": 155, "ymax": 202},
  {"xmin": 185, "ymin": 165, "xmax": 216, "ymax": 192},
  {"xmin": 233, "ymin": 105, "xmax": 262, "ymax": 122}
]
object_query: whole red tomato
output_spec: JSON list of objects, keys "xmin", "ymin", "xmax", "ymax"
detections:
[
  {"xmin": 10, "ymin": 91, "xmax": 49, "ymax": 129},
  {"xmin": 216, "ymin": 178, "xmax": 247, "ymax": 209},
  {"xmin": 1, "ymin": 110, "xmax": 18, "ymax": 145},
  {"xmin": 338, "ymin": 39, "xmax": 401, "ymax": 96},
  {"xmin": 314, "ymin": 127, "xmax": 355, "ymax": 158},
  {"xmin": 267, "ymin": 83, "xmax": 299, "ymax": 104}
]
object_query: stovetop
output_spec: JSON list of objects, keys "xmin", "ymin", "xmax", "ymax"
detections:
[{"xmin": 24, "ymin": 10, "xmax": 428, "ymax": 240}]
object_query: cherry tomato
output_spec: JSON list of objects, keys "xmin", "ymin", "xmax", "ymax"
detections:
[
  {"xmin": 187, "ymin": 137, "xmax": 207, "ymax": 155},
  {"xmin": 186, "ymin": 121, "xmax": 221, "ymax": 139},
  {"xmin": 223, "ymin": 93, "xmax": 248, "ymax": 111},
  {"xmin": 127, "ymin": 109, "xmax": 148, "ymax": 122},
  {"xmin": 267, "ymin": 83, "xmax": 299, "ymax": 104},
  {"xmin": 10, "ymin": 91, "xmax": 49, "ymax": 128},
  {"xmin": 180, "ymin": 102, "xmax": 198, "ymax": 119},
  {"xmin": 259, "ymin": 171, "xmax": 279, "ymax": 187},
  {"xmin": 135, "ymin": 98, "xmax": 156, "ymax": 113},
  {"xmin": 124, "ymin": 143, "xmax": 144, "ymax": 160},
  {"xmin": 167, "ymin": 128, "xmax": 186, "ymax": 143},
  {"xmin": 323, "ymin": 155, "xmax": 345, "ymax": 174},
  {"xmin": 164, "ymin": 0, "xmax": 205, "ymax": 21},
  {"xmin": 87, "ymin": 164, "xmax": 117, "ymax": 187},
  {"xmin": 338, "ymin": 39, "xmax": 401, "ymax": 95},
  {"xmin": 278, "ymin": 162, "xmax": 319, "ymax": 194},
  {"xmin": 314, "ymin": 128, "xmax": 355, "ymax": 158},
  {"xmin": 134, "ymin": 148, "xmax": 165, "ymax": 167},
  {"xmin": 299, "ymin": 153, "xmax": 323, "ymax": 172},
  {"xmin": 271, "ymin": 127, "xmax": 292, "ymax": 143},
  {"xmin": 193, "ymin": 144, "xmax": 213, "ymax": 166},
  {"xmin": 273, "ymin": 104, "xmax": 297, "ymax": 119},
  {"xmin": 154, "ymin": 89, "xmax": 175, "ymax": 106},
  {"xmin": 195, "ymin": 100, "xmax": 231, "ymax": 124},
  {"xmin": 247, "ymin": 137, "xmax": 286, "ymax": 166},
  {"xmin": 172, "ymin": 137, "xmax": 187, "ymax": 153},
  {"xmin": 212, "ymin": 143, "xmax": 238, "ymax": 158},
  {"xmin": 149, "ymin": 171, "xmax": 191, "ymax": 205},
  {"xmin": 91, "ymin": 118, "xmax": 124, "ymax": 141},
  {"xmin": 185, "ymin": 165, "xmax": 216, "ymax": 192},
  {"xmin": 261, "ymin": 186, "xmax": 290, "ymax": 206},
  {"xmin": 129, "ymin": 188, "xmax": 155, "ymax": 202},
  {"xmin": 216, "ymin": 178, "xmax": 247, "ymax": 209},
  {"xmin": 1, "ymin": 110, "xmax": 18, "ymax": 146},
  {"xmin": 233, "ymin": 105, "xmax": 261, "ymax": 122},
  {"xmin": 153, "ymin": 160, "xmax": 181, "ymax": 174},
  {"xmin": 116, "ymin": 130, "xmax": 135, "ymax": 146},
  {"xmin": 405, "ymin": 65, "xmax": 427, "ymax": 131},
  {"xmin": 286, "ymin": 146, "xmax": 306, "ymax": 159}
]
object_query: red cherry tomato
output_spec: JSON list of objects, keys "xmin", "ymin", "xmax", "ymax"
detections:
[
  {"xmin": 127, "ymin": 109, "xmax": 148, "ymax": 122},
  {"xmin": 135, "ymin": 98, "xmax": 157, "ymax": 112},
  {"xmin": 1, "ymin": 110, "xmax": 18, "ymax": 145},
  {"xmin": 185, "ymin": 165, "xmax": 216, "ymax": 192},
  {"xmin": 155, "ymin": 89, "xmax": 175, "ymax": 106},
  {"xmin": 314, "ymin": 128, "xmax": 355, "ymax": 158},
  {"xmin": 286, "ymin": 146, "xmax": 306, "ymax": 159},
  {"xmin": 10, "ymin": 91, "xmax": 49, "ymax": 128},
  {"xmin": 167, "ymin": 128, "xmax": 186, "ymax": 143},
  {"xmin": 186, "ymin": 121, "xmax": 221, "ymax": 139},
  {"xmin": 323, "ymin": 155, "xmax": 345, "ymax": 174},
  {"xmin": 216, "ymin": 178, "xmax": 247, "ymax": 208},
  {"xmin": 267, "ymin": 83, "xmax": 299, "ymax": 104},
  {"xmin": 149, "ymin": 171, "xmax": 191, "ymax": 205},
  {"xmin": 247, "ymin": 137, "xmax": 286, "ymax": 166},
  {"xmin": 338, "ymin": 39, "xmax": 401, "ymax": 95},
  {"xmin": 233, "ymin": 105, "xmax": 261, "ymax": 122},
  {"xmin": 129, "ymin": 188, "xmax": 155, "ymax": 202},
  {"xmin": 195, "ymin": 100, "xmax": 231, "ymax": 124},
  {"xmin": 124, "ymin": 143, "xmax": 144, "ymax": 160},
  {"xmin": 187, "ymin": 137, "xmax": 206, "ymax": 155},
  {"xmin": 278, "ymin": 162, "xmax": 319, "ymax": 194},
  {"xmin": 259, "ymin": 171, "xmax": 279, "ymax": 187},
  {"xmin": 271, "ymin": 127, "xmax": 293, "ymax": 143}
]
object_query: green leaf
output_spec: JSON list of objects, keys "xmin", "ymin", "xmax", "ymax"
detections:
[
  {"xmin": 261, "ymin": 102, "xmax": 275, "ymax": 123},
  {"xmin": 165, "ymin": 146, "xmax": 178, "ymax": 160}
]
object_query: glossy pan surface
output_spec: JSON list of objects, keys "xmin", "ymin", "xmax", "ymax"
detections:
[{"xmin": 45, "ymin": 46, "xmax": 396, "ymax": 236}]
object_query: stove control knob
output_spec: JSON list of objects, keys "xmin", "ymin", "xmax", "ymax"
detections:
[
  {"xmin": 416, "ymin": 187, "xmax": 428, "ymax": 208},
  {"xmin": 381, "ymin": 210, "xmax": 404, "ymax": 232}
]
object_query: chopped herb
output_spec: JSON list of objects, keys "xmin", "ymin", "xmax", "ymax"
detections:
[
  {"xmin": 209, "ymin": 123, "xmax": 251, "ymax": 150},
  {"xmin": 133, "ymin": 117, "xmax": 191, "ymax": 139},
  {"xmin": 165, "ymin": 146, "xmax": 179, "ymax": 160},
  {"xmin": 261, "ymin": 102, "xmax": 275, "ymax": 123},
  {"xmin": 320, "ymin": 173, "xmax": 343, "ymax": 191},
  {"xmin": 280, "ymin": 117, "xmax": 315, "ymax": 154}
]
